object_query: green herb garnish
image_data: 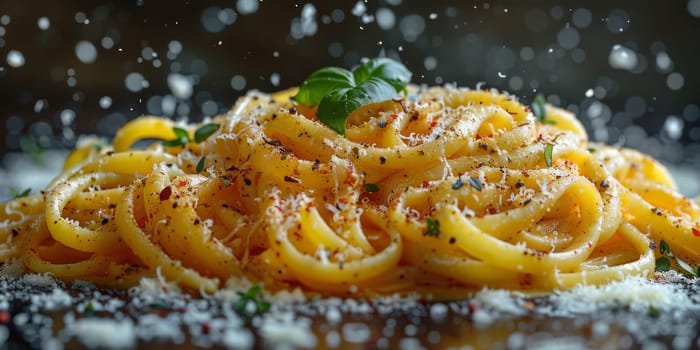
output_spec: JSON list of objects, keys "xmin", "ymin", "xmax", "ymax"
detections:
[
  {"xmin": 656, "ymin": 240, "xmax": 698, "ymax": 277},
  {"xmin": 195, "ymin": 156, "xmax": 207, "ymax": 173},
  {"xmin": 648, "ymin": 305, "xmax": 661, "ymax": 318},
  {"xmin": 424, "ymin": 218, "xmax": 441, "ymax": 237},
  {"xmin": 234, "ymin": 285, "xmax": 271, "ymax": 317},
  {"xmin": 363, "ymin": 183, "xmax": 380, "ymax": 193},
  {"xmin": 544, "ymin": 143, "xmax": 554, "ymax": 167},
  {"xmin": 162, "ymin": 126, "xmax": 190, "ymax": 147},
  {"xmin": 20, "ymin": 136, "xmax": 44, "ymax": 165},
  {"xmin": 655, "ymin": 257, "xmax": 671, "ymax": 272},
  {"xmin": 531, "ymin": 94, "xmax": 546, "ymax": 121},
  {"xmin": 163, "ymin": 123, "xmax": 220, "ymax": 147},
  {"xmin": 294, "ymin": 58, "xmax": 412, "ymax": 135},
  {"xmin": 194, "ymin": 123, "xmax": 220, "ymax": 143},
  {"xmin": 10, "ymin": 187, "xmax": 31, "ymax": 199},
  {"xmin": 531, "ymin": 94, "xmax": 557, "ymax": 125},
  {"xmin": 468, "ymin": 177, "xmax": 482, "ymax": 192}
]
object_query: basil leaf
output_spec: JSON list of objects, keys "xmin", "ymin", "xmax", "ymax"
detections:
[
  {"xmin": 194, "ymin": 123, "xmax": 220, "ymax": 143},
  {"xmin": 294, "ymin": 67, "xmax": 355, "ymax": 106},
  {"xmin": 316, "ymin": 78, "xmax": 397, "ymax": 135},
  {"xmin": 353, "ymin": 58, "xmax": 412, "ymax": 92}
]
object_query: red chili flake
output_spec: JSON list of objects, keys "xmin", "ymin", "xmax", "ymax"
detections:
[
  {"xmin": 0, "ymin": 311, "xmax": 9, "ymax": 323},
  {"xmin": 421, "ymin": 181, "xmax": 430, "ymax": 188},
  {"xmin": 202, "ymin": 323, "xmax": 211, "ymax": 334},
  {"xmin": 391, "ymin": 113, "xmax": 398, "ymax": 120},
  {"xmin": 284, "ymin": 175, "xmax": 301, "ymax": 184},
  {"xmin": 692, "ymin": 227, "xmax": 700, "ymax": 237},
  {"xmin": 137, "ymin": 217, "xmax": 147, "ymax": 228},
  {"xmin": 159, "ymin": 186, "xmax": 172, "ymax": 201},
  {"xmin": 475, "ymin": 134, "xmax": 482, "ymax": 140},
  {"xmin": 468, "ymin": 303, "xmax": 481, "ymax": 314},
  {"xmin": 178, "ymin": 180, "xmax": 188, "ymax": 187},
  {"xmin": 430, "ymin": 121, "xmax": 438, "ymax": 128}
]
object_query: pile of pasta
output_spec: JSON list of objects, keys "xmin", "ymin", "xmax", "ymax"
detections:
[{"xmin": 2, "ymin": 86, "xmax": 699, "ymax": 298}]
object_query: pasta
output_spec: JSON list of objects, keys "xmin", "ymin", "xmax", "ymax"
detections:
[{"xmin": 1, "ymin": 85, "xmax": 699, "ymax": 298}]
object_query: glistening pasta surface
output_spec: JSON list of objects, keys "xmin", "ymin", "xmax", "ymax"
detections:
[{"xmin": 2, "ymin": 86, "xmax": 699, "ymax": 298}]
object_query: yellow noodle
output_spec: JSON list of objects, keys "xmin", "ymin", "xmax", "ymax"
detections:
[{"xmin": 1, "ymin": 85, "xmax": 698, "ymax": 296}]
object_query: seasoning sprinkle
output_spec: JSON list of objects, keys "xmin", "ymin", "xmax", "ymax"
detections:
[
  {"xmin": 468, "ymin": 177, "xmax": 482, "ymax": 191},
  {"xmin": 424, "ymin": 218, "xmax": 441, "ymax": 237}
]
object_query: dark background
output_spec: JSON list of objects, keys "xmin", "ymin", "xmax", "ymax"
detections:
[{"xmin": 1, "ymin": 0, "xmax": 699, "ymax": 167}]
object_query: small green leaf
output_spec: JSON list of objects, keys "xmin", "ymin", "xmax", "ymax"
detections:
[
  {"xmin": 363, "ymin": 183, "xmax": 380, "ymax": 193},
  {"xmin": 294, "ymin": 67, "xmax": 355, "ymax": 106},
  {"xmin": 468, "ymin": 177, "xmax": 482, "ymax": 192},
  {"xmin": 587, "ymin": 147, "xmax": 596, "ymax": 153},
  {"xmin": 196, "ymin": 156, "xmax": 206, "ymax": 173},
  {"xmin": 542, "ymin": 119, "xmax": 557, "ymax": 125},
  {"xmin": 172, "ymin": 127, "xmax": 190, "ymax": 141},
  {"xmin": 162, "ymin": 138, "xmax": 186, "ymax": 147},
  {"xmin": 234, "ymin": 284, "xmax": 269, "ymax": 317},
  {"xmin": 452, "ymin": 178, "xmax": 464, "ymax": 190},
  {"xmin": 11, "ymin": 187, "xmax": 31, "ymax": 199},
  {"xmin": 162, "ymin": 126, "xmax": 190, "ymax": 147},
  {"xmin": 424, "ymin": 218, "xmax": 441, "ymax": 237},
  {"xmin": 655, "ymin": 257, "xmax": 671, "ymax": 272},
  {"xmin": 256, "ymin": 300, "xmax": 271, "ymax": 313},
  {"xmin": 20, "ymin": 136, "xmax": 44, "ymax": 165},
  {"xmin": 194, "ymin": 123, "xmax": 220, "ymax": 143},
  {"xmin": 648, "ymin": 305, "xmax": 660, "ymax": 318},
  {"xmin": 532, "ymin": 94, "xmax": 546, "ymax": 121},
  {"xmin": 544, "ymin": 143, "xmax": 554, "ymax": 167},
  {"xmin": 659, "ymin": 240, "xmax": 671, "ymax": 256}
]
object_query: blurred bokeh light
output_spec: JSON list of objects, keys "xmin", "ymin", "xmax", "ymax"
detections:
[{"xmin": 1, "ymin": 1, "xmax": 698, "ymax": 195}]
